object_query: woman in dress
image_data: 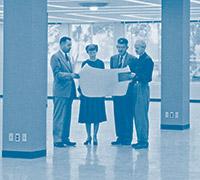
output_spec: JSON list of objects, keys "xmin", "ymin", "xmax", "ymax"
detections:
[{"xmin": 78, "ymin": 44, "xmax": 107, "ymax": 145}]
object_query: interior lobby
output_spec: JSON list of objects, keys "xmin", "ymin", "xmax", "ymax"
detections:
[{"xmin": 0, "ymin": 0, "xmax": 200, "ymax": 179}]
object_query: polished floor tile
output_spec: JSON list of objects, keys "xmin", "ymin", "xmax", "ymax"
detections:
[{"xmin": 0, "ymin": 100, "xmax": 200, "ymax": 180}]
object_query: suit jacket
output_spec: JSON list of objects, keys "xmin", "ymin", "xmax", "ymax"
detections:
[
  {"xmin": 110, "ymin": 53, "xmax": 137, "ymax": 95},
  {"xmin": 50, "ymin": 50, "xmax": 76, "ymax": 98},
  {"xmin": 110, "ymin": 53, "xmax": 136, "ymax": 69}
]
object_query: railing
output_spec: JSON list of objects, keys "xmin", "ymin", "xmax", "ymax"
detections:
[{"xmin": 0, "ymin": 95, "xmax": 200, "ymax": 103}]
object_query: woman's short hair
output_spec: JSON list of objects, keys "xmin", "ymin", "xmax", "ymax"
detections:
[{"xmin": 85, "ymin": 44, "xmax": 98, "ymax": 53}]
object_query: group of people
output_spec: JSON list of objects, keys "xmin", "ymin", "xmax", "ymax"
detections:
[{"xmin": 50, "ymin": 36, "xmax": 154, "ymax": 149}]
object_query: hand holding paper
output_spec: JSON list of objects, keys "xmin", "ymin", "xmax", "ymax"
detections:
[
  {"xmin": 118, "ymin": 72, "xmax": 135, "ymax": 82},
  {"xmin": 71, "ymin": 73, "xmax": 80, "ymax": 79}
]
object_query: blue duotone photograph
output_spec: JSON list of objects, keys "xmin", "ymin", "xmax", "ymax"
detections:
[{"xmin": 0, "ymin": 0, "xmax": 199, "ymax": 180}]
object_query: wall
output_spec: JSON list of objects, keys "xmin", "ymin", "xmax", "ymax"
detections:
[
  {"xmin": 0, "ymin": 23, "xmax": 2, "ymax": 151},
  {"xmin": 0, "ymin": 23, "xmax": 3, "ymax": 95}
]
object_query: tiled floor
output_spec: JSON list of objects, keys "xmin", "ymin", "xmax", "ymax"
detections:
[{"xmin": 0, "ymin": 99, "xmax": 200, "ymax": 180}]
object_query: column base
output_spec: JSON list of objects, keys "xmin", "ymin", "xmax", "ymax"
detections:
[
  {"xmin": 2, "ymin": 150, "xmax": 46, "ymax": 159},
  {"xmin": 161, "ymin": 124, "xmax": 190, "ymax": 130}
]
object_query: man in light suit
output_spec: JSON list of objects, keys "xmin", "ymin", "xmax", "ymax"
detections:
[
  {"xmin": 132, "ymin": 40, "xmax": 154, "ymax": 149},
  {"xmin": 110, "ymin": 38, "xmax": 137, "ymax": 145},
  {"xmin": 51, "ymin": 36, "xmax": 79, "ymax": 147}
]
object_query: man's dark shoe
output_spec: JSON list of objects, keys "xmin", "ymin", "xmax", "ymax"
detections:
[
  {"xmin": 132, "ymin": 142, "xmax": 149, "ymax": 149},
  {"xmin": 111, "ymin": 139, "xmax": 121, "ymax": 145},
  {"xmin": 63, "ymin": 140, "xmax": 76, "ymax": 146},
  {"xmin": 93, "ymin": 140, "xmax": 98, "ymax": 146},
  {"xmin": 131, "ymin": 143, "xmax": 139, "ymax": 148},
  {"xmin": 54, "ymin": 142, "xmax": 66, "ymax": 148}
]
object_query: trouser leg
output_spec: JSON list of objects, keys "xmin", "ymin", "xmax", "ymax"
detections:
[
  {"xmin": 113, "ymin": 94, "xmax": 135, "ymax": 144},
  {"xmin": 121, "ymin": 93, "xmax": 136, "ymax": 143},
  {"xmin": 61, "ymin": 98, "xmax": 73, "ymax": 141},
  {"xmin": 113, "ymin": 98, "xmax": 124, "ymax": 141},
  {"xmin": 135, "ymin": 84, "xmax": 150, "ymax": 143},
  {"xmin": 53, "ymin": 97, "xmax": 67, "ymax": 143}
]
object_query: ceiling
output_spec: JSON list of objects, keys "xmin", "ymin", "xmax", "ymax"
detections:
[{"xmin": 0, "ymin": 0, "xmax": 200, "ymax": 23}]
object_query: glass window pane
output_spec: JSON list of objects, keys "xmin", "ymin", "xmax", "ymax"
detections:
[
  {"xmin": 71, "ymin": 24, "xmax": 92, "ymax": 61},
  {"xmin": 48, "ymin": 24, "xmax": 63, "ymax": 96},
  {"xmin": 70, "ymin": 24, "xmax": 92, "ymax": 74},
  {"xmin": 92, "ymin": 23, "xmax": 114, "ymax": 62},
  {"xmin": 190, "ymin": 22, "xmax": 200, "ymax": 99}
]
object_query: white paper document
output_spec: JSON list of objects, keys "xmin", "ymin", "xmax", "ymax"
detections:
[{"xmin": 79, "ymin": 64, "xmax": 131, "ymax": 97}]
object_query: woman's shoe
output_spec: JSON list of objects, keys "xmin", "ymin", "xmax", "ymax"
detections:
[
  {"xmin": 93, "ymin": 141, "xmax": 98, "ymax": 146},
  {"xmin": 84, "ymin": 137, "xmax": 92, "ymax": 145},
  {"xmin": 93, "ymin": 137, "xmax": 98, "ymax": 146}
]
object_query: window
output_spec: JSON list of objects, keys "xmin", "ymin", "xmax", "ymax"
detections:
[{"xmin": 125, "ymin": 23, "xmax": 161, "ymax": 82}]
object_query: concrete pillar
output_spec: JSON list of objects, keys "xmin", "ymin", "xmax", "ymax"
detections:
[
  {"xmin": 0, "ymin": 23, "xmax": 3, "ymax": 151},
  {"xmin": 0, "ymin": 23, "xmax": 3, "ymax": 95},
  {"xmin": 161, "ymin": 0, "xmax": 190, "ymax": 130},
  {"xmin": 2, "ymin": 0, "xmax": 47, "ymax": 158}
]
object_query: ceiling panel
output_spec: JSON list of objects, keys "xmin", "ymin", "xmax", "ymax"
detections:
[{"xmin": 0, "ymin": 0, "xmax": 200, "ymax": 23}]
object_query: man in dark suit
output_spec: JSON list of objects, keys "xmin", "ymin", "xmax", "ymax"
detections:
[
  {"xmin": 132, "ymin": 39, "xmax": 154, "ymax": 149},
  {"xmin": 51, "ymin": 36, "xmax": 79, "ymax": 147},
  {"xmin": 110, "ymin": 38, "xmax": 137, "ymax": 145}
]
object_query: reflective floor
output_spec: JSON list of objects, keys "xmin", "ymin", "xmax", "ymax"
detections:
[{"xmin": 0, "ymin": 100, "xmax": 200, "ymax": 180}]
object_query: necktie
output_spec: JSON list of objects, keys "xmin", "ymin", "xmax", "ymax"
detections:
[
  {"xmin": 65, "ymin": 53, "xmax": 72, "ymax": 72},
  {"xmin": 118, "ymin": 55, "xmax": 123, "ymax": 68},
  {"xmin": 65, "ymin": 53, "xmax": 69, "ymax": 61}
]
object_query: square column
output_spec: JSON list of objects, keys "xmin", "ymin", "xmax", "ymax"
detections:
[
  {"xmin": 2, "ymin": 0, "xmax": 47, "ymax": 158},
  {"xmin": 161, "ymin": 0, "xmax": 190, "ymax": 130}
]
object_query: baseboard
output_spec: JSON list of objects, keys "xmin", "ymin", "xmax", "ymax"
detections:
[
  {"xmin": 2, "ymin": 150, "xmax": 46, "ymax": 159},
  {"xmin": 161, "ymin": 124, "xmax": 190, "ymax": 130}
]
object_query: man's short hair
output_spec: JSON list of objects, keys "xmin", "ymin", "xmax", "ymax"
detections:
[
  {"xmin": 59, "ymin": 36, "xmax": 71, "ymax": 44},
  {"xmin": 117, "ymin": 38, "xmax": 128, "ymax": 46},
  {"xmin": 135, "ymin": 39, "xmax": 146, "ymax": 49}
]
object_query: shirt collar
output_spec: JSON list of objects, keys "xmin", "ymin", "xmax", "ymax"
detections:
[
  {"xmin": 119, "ymin": 52, "xmax": 127, "ymax": 59},
  {"xmin": 60, "ymin": 49, "xmax": 67, "ymax": 57},
  {"xmin": 139, "ymin": 52, "xmax": 146, "ymax": 58}
]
